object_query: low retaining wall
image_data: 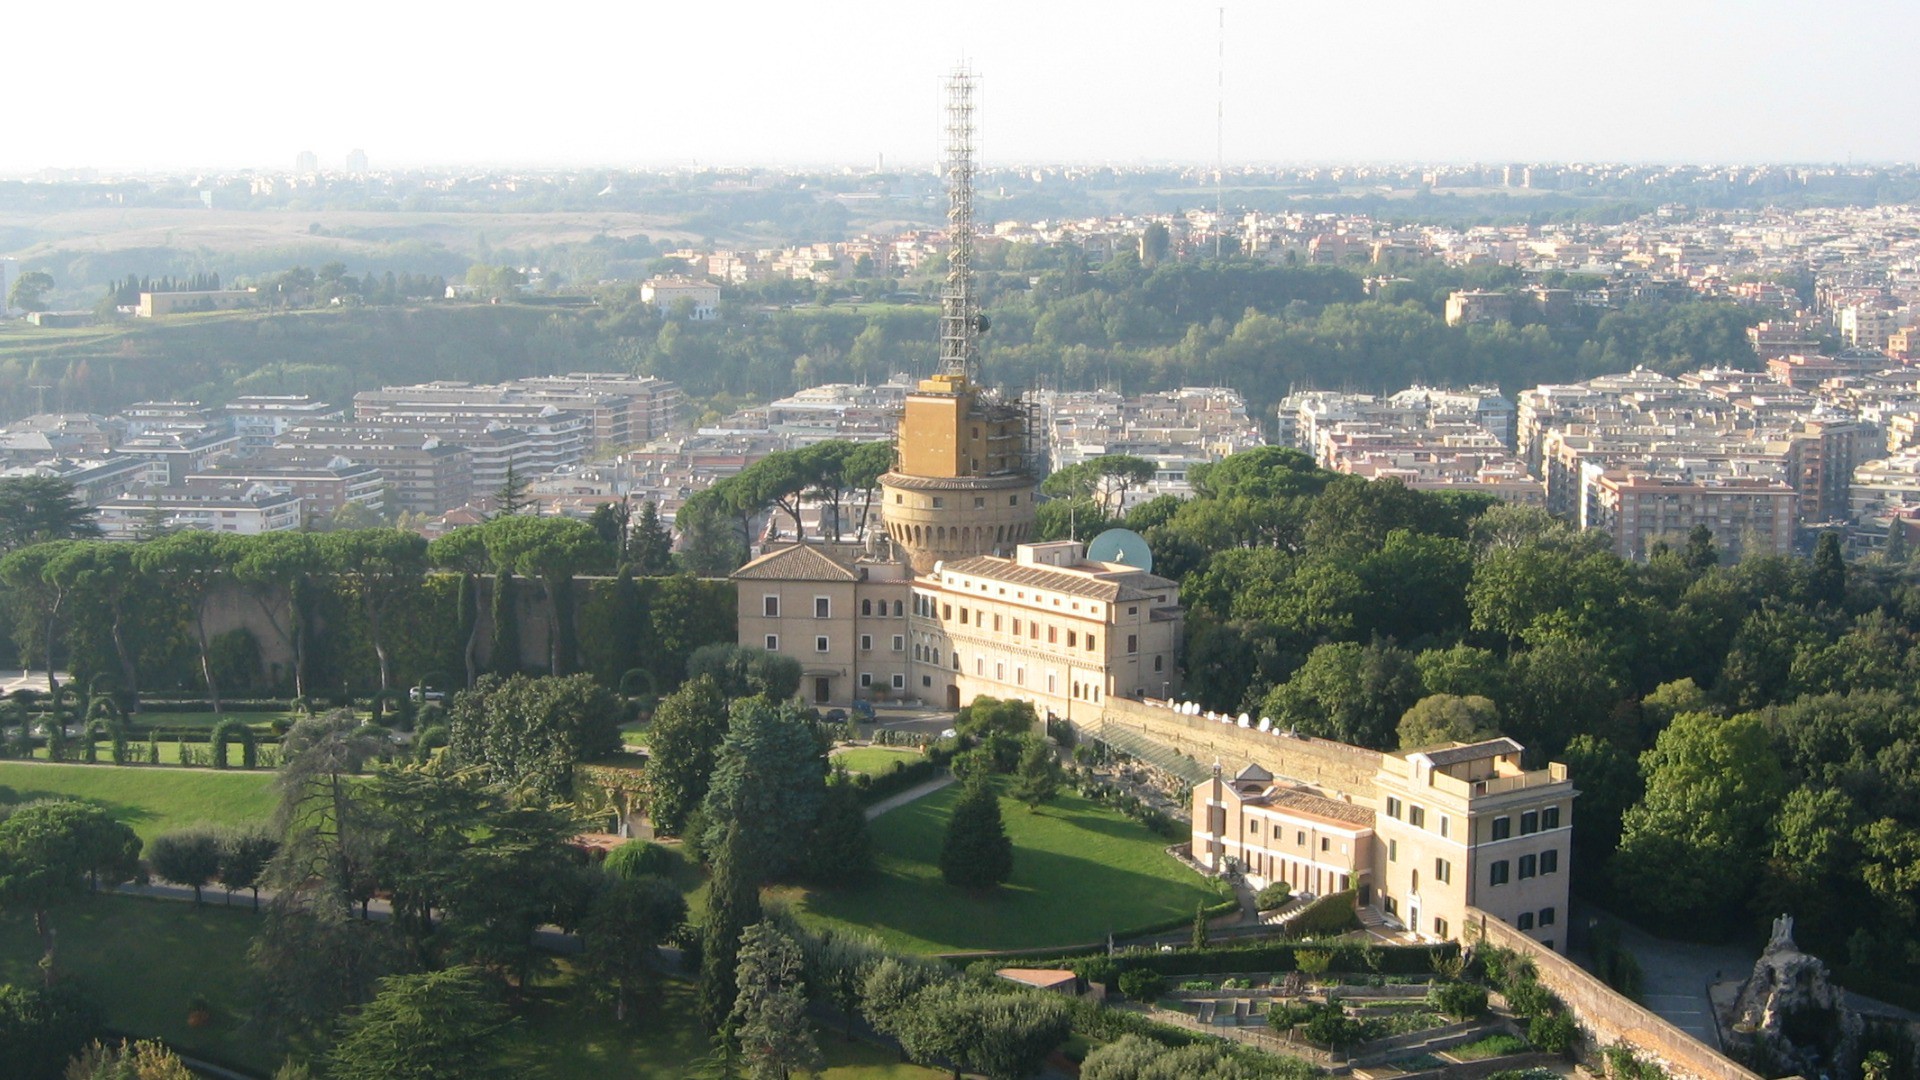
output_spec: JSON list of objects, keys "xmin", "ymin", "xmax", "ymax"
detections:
[{"xmin": 1467, "ymin": 909, "xmax": 1763, "ymax": 1080}]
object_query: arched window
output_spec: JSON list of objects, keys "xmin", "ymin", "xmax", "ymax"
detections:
[{"xmin": 861, "ymin": 599, "xmax": 872, "ymax": 616}]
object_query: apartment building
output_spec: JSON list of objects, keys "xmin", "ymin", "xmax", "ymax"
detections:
[
  {"xmin": 187, "ymin": 454, "xmax": 385, "ymax": 520},
  {"xmin": 223, "ymin": 395, "xmax": 340, "ymax": 451},
  {"xmin": 270, "ymin": 428, "xmax": 472, "ymax": 515},
  {"xmin": 1194, "ymin": 736, "xmax": 1574, "ymax": 952},
  {"xmin": 96, "ymin": 481, "xmax": 302, "ymax": 539},
  {"xmin": 1587, "ymin": 473, "xmax": 1798, "ymax": 559}
]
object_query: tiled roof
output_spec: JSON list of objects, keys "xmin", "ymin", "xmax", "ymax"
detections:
[
  {"xmin": 1264, "ymin": 788, "xmax": 1376, "ymax": 829},
  {"xmin": 731, "ymin": 544, "xmax": 859, "ymax": 583},
  {"xmin": 941, "ymin": 555, "xmax": 1179, "ymax": 604}
]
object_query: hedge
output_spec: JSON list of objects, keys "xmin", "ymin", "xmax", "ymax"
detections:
[
  {"xmin": 849, "ymin": 757, "xmax": 943, "ymax": 806},
  {"xmin": 986, "ymin": 939, "xmax": 1454, "ymax": 982},
  {"xmin": 1283, "ymin": 888, "xmax": 1361, "ymax": 938}
]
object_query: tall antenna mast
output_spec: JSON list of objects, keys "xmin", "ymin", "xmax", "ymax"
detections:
[
  {"xmin": 1215, "ymin": 7, "xmax": 1225, "ymax": 259},
  {"xmin": 941, "ymin": 65, "xmax": 979, "ymax": 381}
]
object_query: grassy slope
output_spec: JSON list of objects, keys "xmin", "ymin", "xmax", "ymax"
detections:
[
  {"xmin": 780, "ymin": 783, "xmax": 1218, "ymax": 954},
  {"xmin": 0, "ymin": 894, "xmax": 948, "ymax": 1079},
  {"xmin": 0, "ymin": 761, "xmax": 276, "ymax": 842}
]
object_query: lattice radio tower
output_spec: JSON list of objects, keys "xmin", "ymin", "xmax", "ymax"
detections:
[{"xmin": 940, "ymin": 66, "xmax": 979, "ymax": 381}]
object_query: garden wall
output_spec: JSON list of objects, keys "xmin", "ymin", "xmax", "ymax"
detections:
[
  {"xmin": 1466, "ymin": 908, "xmax": 1762, "ymax": 1080},
  {"xmin": 1099, "ymin": 697, "xmax": 1384, "ymax": 798}
]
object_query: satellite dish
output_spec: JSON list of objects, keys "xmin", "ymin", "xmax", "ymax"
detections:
[{"xmin": 1086, "ymin": 527, "xmax": 1154, "ymax": 573}]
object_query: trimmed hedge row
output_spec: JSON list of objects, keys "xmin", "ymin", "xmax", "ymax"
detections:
[
  {"xmin": 849, "ymin": 757, "xmax": 943, "ymax": 806},
  {"xmin": 984, "ymin": 938, "xmax": 1455, "ymax": 982}
]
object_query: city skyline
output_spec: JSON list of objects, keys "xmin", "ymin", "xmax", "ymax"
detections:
[{"xmin": 8, "ymin": 0, "xmax": 1920, "ymax": 173}]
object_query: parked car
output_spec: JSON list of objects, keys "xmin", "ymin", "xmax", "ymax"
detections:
[{"xmin": 408, "ymin": 686, "xmax": 447, "ymax": 703}]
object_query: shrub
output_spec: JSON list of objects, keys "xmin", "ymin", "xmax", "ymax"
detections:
[
  {"xmin": 602, "ymin": 839, "xmax": 677, "ymax": 882},
  {"xmin": 1255, "ymin": 881, "xmax": 1293, "ymax": 910},
  {"xmin": 1450, "ymin": 1033, "xmax": 1531, "ymax": 1061},
  {"xmin": 1268, "ymin": 1000, "xmax": 1316, "ymax": 1030},
  {"xmin": 1295, "ymin": 950, "xmax": 1332, "ymax": 976},
  {"xmin": 1072, "ymin": 956, "xmax": 1119, "ymax": 986},
  {"xmin": 1303, "ymin": 998, "xmax": 1364, "ymax": 1050},
  {"xmin": 1285, "ymin": 888, "xmax": 1361, "ymax": 938},
  {"xmin": 1429, "ymin": 980, "xmax": 1489, "ymax": 1019},
  {"xmin": 1528, "ymin": 1009, "xmax": 1577, "ymax": 1055},
  {"xmin": 1116, "ymin": 968, "xmax": 1166, "ymax": 1002},
  {"xmin": 1505, "ymin": 979, "xmax": 1554, "ymax": 1019},
  {"xmin": 1180, "ymin": 980, "xmax": 1216, "ymax": 991}
]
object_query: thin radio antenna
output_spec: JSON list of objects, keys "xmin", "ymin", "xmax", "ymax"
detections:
[{"xmin": 1215, "ymin": 7, "xmax": 1225, "ymax": 259}]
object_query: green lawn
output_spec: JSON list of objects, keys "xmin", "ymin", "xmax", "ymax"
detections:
[
  {"xmin": 125, "ymin": 710, "xmax": 296, "ymax": 733},
  {"xmin": 0, "ymin": 894, "xmax": 952, "ymax": 1079},
  {"xmin": 0, "ymin": 761, "xmax": 277, "ymax": 841},
  {"xmin": 831, "ymin": 747, "xmax": 925, "ymax": 776},
  {"xmin": 778, "ymin": 783, "xmax": 1220, "ymax": 954},
  {"xmin": 0, "ymin": 893, "xmax": 273, "ymax": 1073}
]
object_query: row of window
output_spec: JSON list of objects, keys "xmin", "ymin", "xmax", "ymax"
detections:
[
  {"xmin": 1244, "ymin": 820, "xmax": 1345, "ymax": 856},
  {"xmin": 857, "ymin": 673, "xmax": 908, "ymax": 690},
  {"xmin": 1489, "ymin": 807, "xmax": 1561, "ymax": 840},
  {"xmin": 1487, "ymin": 849, "xmax": 1559, "ymax": 885},
  {"xmin": 899, "ymin": 493, "xmax": 1022, "ymax": 509},
  {"xmin": 1384, "ymin": 797, "xmax": 1449, "ymax": 839},
  {"xmin": 1517, "ymin": 907, "xmax": 1557, "ymax": 931},
  {"xmin": 764, "ymin": 634, "xmax": 904, "ymax": 655},
  {"xmin": 761, "ymin": 596, "xmax": 906, "ymax": 620}
]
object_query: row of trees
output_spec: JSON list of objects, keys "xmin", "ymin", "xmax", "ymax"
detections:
[{"xmin": 0, "ymin": 486, "xmax": 735, "ymax": 710}]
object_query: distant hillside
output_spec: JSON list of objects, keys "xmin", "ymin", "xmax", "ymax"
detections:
[{"xmin": 0, "ymin": 304, "xmax": 623, "ymax": 420}]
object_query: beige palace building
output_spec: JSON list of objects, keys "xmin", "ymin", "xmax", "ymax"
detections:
[
  {"xmin": 735, "ymin": 368, "xmax": 1184, "ymax": 714},
  {"xmin": 1194, "ymin": 736, "xmax": 1575, "ymax": 952}
]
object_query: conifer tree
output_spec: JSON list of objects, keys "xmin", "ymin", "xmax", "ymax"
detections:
[
  {"xmin": 489, "ymin": 570, "xmax": 518, "ymax": 674},
  {"xmin": 700, "ymin": 821, "xmax": 762, "ymax": 1034},
  {"xmin": 939, "ymin": 776, "xmax": 1013, "ymax": 890}
]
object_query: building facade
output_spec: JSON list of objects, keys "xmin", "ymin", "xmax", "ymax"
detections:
[{"xmin": 1193, "ymin": 736, "xmax": 1574, "ymax": 952}]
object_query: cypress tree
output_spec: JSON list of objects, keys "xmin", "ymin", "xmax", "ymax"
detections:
[
  {"xmin": 1810, "ymin": 531, "xmax": 1846, "ymax": 608},
  {"xmin": 700, "ymin": 821, "xmax": 762, "ymax": 1034},
  {"xmin": 939, "ymin": 776, "xmax": 1013, "ymax": 890},
  {"xmin": 610, "ymin": 566, "xmax": 643, "ymax": 678},
  {"xmin": 489, "ymin": 571, "xmax": 518, "ymax": 674}
]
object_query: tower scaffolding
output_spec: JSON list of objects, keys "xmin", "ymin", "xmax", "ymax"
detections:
[{"xmin": 940, "ymin": 67, "xmax": 979, "ymax": 381}]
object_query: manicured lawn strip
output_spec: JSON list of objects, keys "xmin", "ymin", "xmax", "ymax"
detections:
[
  {"xmin": 0, "ymin": 893, "xmax": 276, "ymax": 1074},
  {"xmin": 0, "ymin": 761, "xmax": 277, "ymax": 841},
  {"xmin": 778, "ymin": 782, "xmax": 1218, "ymax": 954},
  {"xmin": 832, "ymin": 747, "xmax": 926, "ymax": 776},
  {"xmin": 125, "ymin": 711, "xmax": 297, "ymax": 732}
]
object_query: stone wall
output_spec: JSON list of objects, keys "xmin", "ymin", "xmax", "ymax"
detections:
[
  {"xmin": 1467, "ymin": 908, "xmax": 1764, "ymax": 1080},
  {"xmin": 1099, "ymin": 696, "xmax": 1385, "ymax": 799}
]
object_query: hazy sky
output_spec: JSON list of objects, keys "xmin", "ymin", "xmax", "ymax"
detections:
[{"xmin": 9, "ymin": 0, "xmax": 1918, "ymax": 173}]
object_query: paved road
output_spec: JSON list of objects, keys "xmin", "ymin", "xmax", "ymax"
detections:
[
  {"xmin": 863, "ymin": 774, "xmax": 957, "ymax": 820},
  {"xmin": 1573, "ymin": 901, "xmax": 1757, "ymax": 1050},
  {"xmin": 0, "ymin": 669, "xmax": 67, "ymax": 695}
]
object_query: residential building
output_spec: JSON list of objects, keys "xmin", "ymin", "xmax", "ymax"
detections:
[
  {"xmin": 187, "ymin": 454, "xmax": 385, "ymax": 521},
  {"xmin": 96, "ymin": 480, "xmax": 302, "ymax": 539},
  {"xmin": 1444, "ymin": 290, "xmax": 1513, "ymax": 327},
  {"xmin": 135, "ymin": 289, "xmax": 259, "ymax": 318},
  {"xmin": 640, "ymin": 276, "xmax": 720, "ymax": 320}
]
